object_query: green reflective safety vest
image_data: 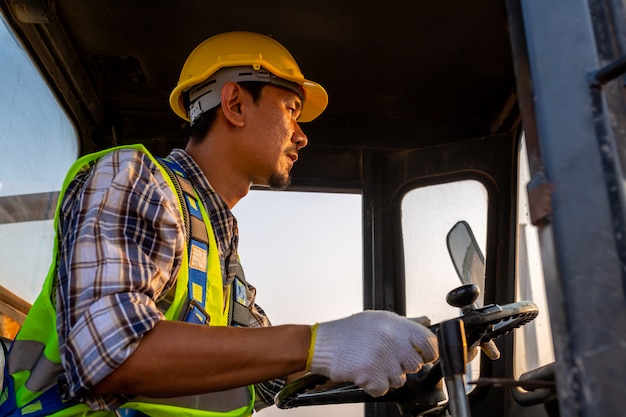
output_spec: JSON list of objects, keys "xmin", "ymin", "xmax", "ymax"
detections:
[{"xmin": 2, "ymin": 145, "xmax": 255, "ymax": 417}]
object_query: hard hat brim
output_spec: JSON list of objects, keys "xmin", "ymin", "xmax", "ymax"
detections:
[{"xmin": 298, "ymin": 80, "xmax": 328, "ymax": 123}]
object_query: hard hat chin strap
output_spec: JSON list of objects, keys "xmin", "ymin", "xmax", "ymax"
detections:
[{"xmin": 187, "ymin": 66, "xmax": 304, "ymax": 123}]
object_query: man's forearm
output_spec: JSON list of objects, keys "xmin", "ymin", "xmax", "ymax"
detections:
[{"xmin": 93, "ymin": 320, "xmax": 311, "ymax": 397}]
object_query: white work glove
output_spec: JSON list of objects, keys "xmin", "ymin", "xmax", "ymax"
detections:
[{"xmin": 307, "ymin": 310, "xmax": 439, "ymax": 397}]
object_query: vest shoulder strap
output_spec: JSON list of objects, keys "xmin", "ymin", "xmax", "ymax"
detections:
[{"xmin": 155, "ymin": 157, "xmax": 251, "ymax": 328}]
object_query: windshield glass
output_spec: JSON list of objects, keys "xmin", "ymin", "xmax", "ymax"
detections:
[{"xmin": 0, "ymin": 12, "xmax": 78, "ymax": 303}]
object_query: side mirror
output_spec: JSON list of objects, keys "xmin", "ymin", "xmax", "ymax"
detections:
[{"xmin": 446, "ymin": 221, "xmax": 485, "ymax": 307}]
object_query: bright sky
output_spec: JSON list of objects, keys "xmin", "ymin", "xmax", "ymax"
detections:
[
  {"xmin": 233, "ymin": 189, "xmax": 364, "ymax": 324},
  {"xmin": 234, "ymin": 190, "xmax": 364, "ymax": 417}
]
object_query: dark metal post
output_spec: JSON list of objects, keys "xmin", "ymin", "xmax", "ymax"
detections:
[{"xmin": 507, "ymin": 0, "xmax": 626, "ymax": 416}]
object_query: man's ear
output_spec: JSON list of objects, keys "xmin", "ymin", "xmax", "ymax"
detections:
[{"xmin": 220, "ymin": 82, "xmax": 246, "ymax": 127}]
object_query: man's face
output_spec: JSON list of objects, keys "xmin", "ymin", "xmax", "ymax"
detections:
[{"xmin": 238, "ymin": 85, "xmax": 308, "ymax": 190}]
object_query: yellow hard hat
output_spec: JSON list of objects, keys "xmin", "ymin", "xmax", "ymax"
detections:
[{"xmin": 169, "ymin": 31, "xmax": 328, "ymax": 123}]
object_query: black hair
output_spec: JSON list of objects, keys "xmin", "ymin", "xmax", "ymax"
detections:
[{"xmin": 187, "ymin": 81, "xmax": 267, "ymax": 144}]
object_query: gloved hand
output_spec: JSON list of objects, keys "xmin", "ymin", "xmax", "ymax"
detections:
[{"xmin": 307, "ymin": 310, "xmax": 439, "ymax": 397}]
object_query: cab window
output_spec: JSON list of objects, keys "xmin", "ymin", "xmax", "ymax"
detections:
[
  {"xmin": 402, "ymin": 180, "xmax": 488, "ymax": 322},
  {"xmin": 402, "ymin": 179, "xmax": 488, "ymax": 385},
  {"xmin": 514, "ymin": 137, "xmax": 555, "ymax": 378},
  {"xmin": 0, "ymin": 12, "xmax": 78, "ymax": 306},
  {"xmin": 233, "ymin": 189, "xmax": 363, "ymax": 417}
]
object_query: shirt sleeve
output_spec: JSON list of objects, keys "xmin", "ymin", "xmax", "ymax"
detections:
[{"xmin": 55, "ymin": 149, "xmax": 185, "ymax": 410}]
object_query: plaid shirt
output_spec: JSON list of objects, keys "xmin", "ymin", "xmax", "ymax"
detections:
[{"xmin": 56, "ymin": 148, "xmax": 283, "ymax": 410}]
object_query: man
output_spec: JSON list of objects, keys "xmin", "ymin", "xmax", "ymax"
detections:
[{"xmin": 1, "ymin": 32, "xmax": 438, "ymax": 416}]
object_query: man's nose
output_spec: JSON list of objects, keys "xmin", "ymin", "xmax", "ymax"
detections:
[{"xmin": 293, "ymin": 122, "xmax": 308, "ymax": 150}]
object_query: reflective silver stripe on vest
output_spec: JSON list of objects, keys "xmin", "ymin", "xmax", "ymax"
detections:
[
  {"xmin": 9, "ymin": 340, "xmax": 252, "ymax": 413},
  {"xmin": 7, "ymin": 340, "xmax": 64, "ymax": 392},
  {"xmin": 134, "ymin": 386, "xmax": 251, "ymax": 412}
]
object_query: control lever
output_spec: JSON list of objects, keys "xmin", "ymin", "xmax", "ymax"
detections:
[
  {"xmin": 446, "ymin": 284, "xmax": 480, "ymax": 313},
  {"xmin": 438, "ymin": 319, "xmax": 471, "ymax": 417}
]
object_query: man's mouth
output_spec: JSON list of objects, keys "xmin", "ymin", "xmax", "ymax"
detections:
[{"xmin": 287, "ymin": 152, "xmax": 298, "ymax": 163}]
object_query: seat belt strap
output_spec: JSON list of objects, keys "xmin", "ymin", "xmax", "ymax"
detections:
[
  {"xmin": 157, "ymin": 157, "xmax": 213, "ymax": 325},
  {"xmin": 156, "ymin": 158, "xmax": 252, "ymax": 328}
]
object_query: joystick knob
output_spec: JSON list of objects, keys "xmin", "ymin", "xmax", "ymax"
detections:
[{"xmin": 446, "ymin": 284, "xmax": 480, "ymax": 309}]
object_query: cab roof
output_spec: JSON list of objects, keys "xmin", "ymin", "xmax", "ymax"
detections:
[{"xmin": 1, "ymin": 0, "xmax": 518, "ymax": 191}]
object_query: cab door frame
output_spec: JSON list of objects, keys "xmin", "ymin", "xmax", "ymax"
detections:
[{"xmin": 507, "ymin": 0, "xmax": 626, "ymax": 415}]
